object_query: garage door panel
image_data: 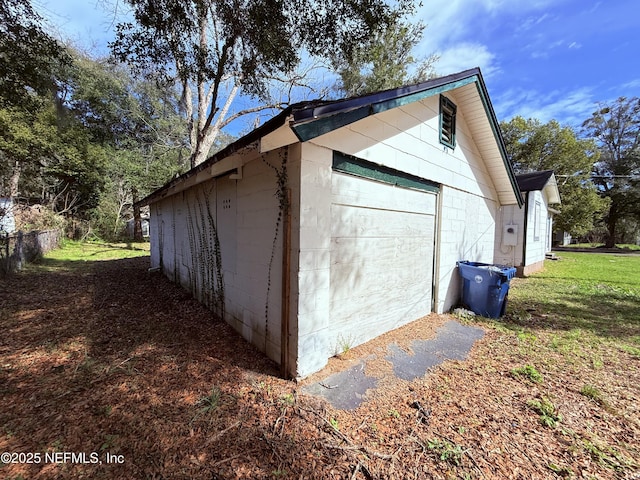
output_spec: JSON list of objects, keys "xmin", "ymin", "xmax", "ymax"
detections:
[
  {"xmin": 330, "ymin": 235, "xmax": 433, "ymax": 266},
  {"xmin": 331, "ymin": 290, "xmax": 432, "ymax": 333},
  {"xmin": 332, "ymin": 204, "xmax": 435, "ymax": 238},
  {"xmin": 332, "ymin": 172, "xmax": 436, "ymax": 214},
  {"xmin": 330, "ymin": 172, "xmax": 437, "ymax": 344}
]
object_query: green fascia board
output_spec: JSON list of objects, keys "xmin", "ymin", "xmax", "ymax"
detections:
[
  {"xmin": 370, "ymin": 76, "xmax": 476, "ymax": 115},
  {"xmin": 332, "ymin": 151, "xmax": 440, "ymax": 194},
  {"xmin": 292, "ymin": 76, "xmax": 478, "ymax": 143},
  {"xmin": 292, "ymin": 106, "xmax": 371, "ymax": 143}
]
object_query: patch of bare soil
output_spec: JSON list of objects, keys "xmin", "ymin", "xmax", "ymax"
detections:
[{"xmin": 1, "ymin": 257, "xmax": 638, "ymax": 479}]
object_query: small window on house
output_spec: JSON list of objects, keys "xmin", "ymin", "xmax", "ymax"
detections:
[
  {"xmin": 440, "ymin": 95, "xmax": 457, "ymax": 149},
  {"xmin": 533, "ymin": 201, "xmax": 541, "ymax": 241}
]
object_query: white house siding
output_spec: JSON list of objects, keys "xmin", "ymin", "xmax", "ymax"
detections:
[
  {"xmin": 436, "ymin": 185, "xmax": 498, "ymax": 313},
  {"xmin": 291, "ymin": 95, "xmax": 502, "ymax": 376},
  {"xmin": 307, "ymin": 94, "xmax": 500, "ymax": 311},
  {"xmin": 524, "ymin": 190, "xmax": 551, "ymax": 269},
  {"xmin": 494, "ymin": 204, "xmax": 525, "ymax": 268},
  {"xmin": 148, "ymin": 150, "xmax": 287, "ymax": 364},
  {"xmin": 494, "ymin": 190, "xmax": 554, "ymax": 276}
]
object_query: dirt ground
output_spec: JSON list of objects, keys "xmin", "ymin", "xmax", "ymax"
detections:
[{"xmin": 1, "ymin": 257, "xmax": 638, "ymax": 479}]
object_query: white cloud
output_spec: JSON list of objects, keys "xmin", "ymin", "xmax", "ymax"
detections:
[
  {"xmin": 434, "ymin": 43, "xmax": 499, "ymax": 78},
  {"xmin": 493, "ymin": 86, "xmax": 597, "ymax": 126},
  {"xmin": 622, "ymin": 79, "xmax": 640, "ymax": 89}
]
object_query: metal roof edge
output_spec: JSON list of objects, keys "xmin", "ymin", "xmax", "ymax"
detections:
[
  {"xmin": 135, "ymin": 106, "xmax": 295, "ymax": 207},
  {"xmin": 290, "ymin": 68, "xmax": 482, "ymax": 141}
]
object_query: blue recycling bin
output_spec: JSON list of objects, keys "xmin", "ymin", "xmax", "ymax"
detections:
[{"xmin": 457, "ymin": 261, "xmax": 517, "ymax": 318}]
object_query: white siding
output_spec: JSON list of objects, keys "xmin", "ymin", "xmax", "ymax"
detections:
[
  {"xmin": 524, "ymin": 190, "xmax": 550, "ymax": 266},
  {"xmin": 308, "ymin": 94, "xmax": 501, "ymax": 317},
  {"xmin": 148, "ymin": 149, "xmax": 287, "ymax": 364},
  {"xmin": 494, "ymin": 190, "xmax": 554, "ymax": 274},
  {"xmin": 494, "ymin": 204, "xmax": 525, "ymax": 268},
  {"xmin": 436, "ymin": 186, "xmax": 498, "ymax": 313},
  {"xmin": 309, "ymin": 94, "xmax": 499, "ymax": 204}
]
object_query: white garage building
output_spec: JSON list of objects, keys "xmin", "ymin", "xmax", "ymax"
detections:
[{"xmin": 138, "ymin": 68, "xmax": 523, "ymax": 378}]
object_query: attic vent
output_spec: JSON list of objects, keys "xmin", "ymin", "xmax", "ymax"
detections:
[{"xmin": 439, "ymin": 95, "xmax": 457, "ymax": 149}]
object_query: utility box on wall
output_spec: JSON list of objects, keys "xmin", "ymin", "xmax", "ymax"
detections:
[{"xmin": 503, "ymin": 224, "xmax": 518, "ymax": 246}]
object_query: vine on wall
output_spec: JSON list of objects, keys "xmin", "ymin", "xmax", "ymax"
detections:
[
  {"xmin": 185, "ymin": 183, "xmax": 225, "ymax": 320},
  {"xmin": 262, "ymin": 148, "xmax": 289, "ymax": 350}
]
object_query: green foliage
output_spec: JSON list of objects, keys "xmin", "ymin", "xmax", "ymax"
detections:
[
  {"xmin": 527, "ymin": 396, "xmax": 561, "ymax": 428},
  {"xmin": 332, "ymin": 18, "xmax": 438, "ymax": 96},
  {"xmin": 0, "ymin": 0, "xmax": 70, "ymax": 108},
  {"xmin": 111, "ymin": 0, "xmax": 417, "ymax": 165},
  {"xmin": 336, "ymin": 333, "xmax": 355, "ymax": 357},
  {"xmin": 511, "ymin": 364, "xmax": 543, "ymax": 383},
  {"xmin": 329, "ymin": 417, "xmax": 339, "ymax": 430},
  {"xmin": 500, "ymin": 116, "xmax": 609, "ymax": 237},
  {"xmin": 197, "ymin": 386, "xmax": 222, "ymax": 414},
  {"xmin": 582, "ymin": 97, "xmax": 640, "ymax": 247},
  {"xmin": 580, "ymin": 384, "xmax": 603, "ymax": 403},
  {"xmin": 426, "ymin": 438, "xmax": 464, "ymax": 466}
]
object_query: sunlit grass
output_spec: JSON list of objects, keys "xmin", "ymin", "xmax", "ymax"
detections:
[{"xmin": 32, "ymin": 240, "xmax": 150, "ymax": 271}]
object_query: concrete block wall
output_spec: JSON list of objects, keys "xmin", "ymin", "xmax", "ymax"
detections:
[
  {"xmin": 291, "ymin": 142, "xmax": 333, "ymax": 378},
  {"xmin": 436, "ymin": 185, "xmax": 498, "ymax": 313},
  {"xmin": 494, "ymin": 204, "xmax": 525, "ymax": 268},
  {"xmin": 148, "ymin": 149, "xmax": 287, "ymax": 365}
]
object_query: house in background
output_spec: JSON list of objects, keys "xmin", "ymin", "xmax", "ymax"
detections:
[
  {"xmin": 494, "ymin": 170, "xmax": 561, "ymax": 276},
  {"xmin": 137, "ymin": 68, "xmax": 523, "ymax": 379}
]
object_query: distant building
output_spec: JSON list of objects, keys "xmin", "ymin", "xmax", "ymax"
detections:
[{"xmin": 495, "ymin": 170, "xmax": 561, "ymax": 276}]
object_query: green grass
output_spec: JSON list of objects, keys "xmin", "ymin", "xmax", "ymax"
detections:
[
  {"xmin": 34, "ymin": 239, "xmax": 149, "ymax": 271},
  {"xmin": 506, "ymin": 252, "xmax": 640, "ymax": 345}
]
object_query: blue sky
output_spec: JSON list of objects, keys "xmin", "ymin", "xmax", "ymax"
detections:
[{"xmin": 37, "ymin": 0, "xmax": 640, "ymax": 130}]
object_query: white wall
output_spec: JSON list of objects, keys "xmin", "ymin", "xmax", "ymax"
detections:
[
  {"xmin": 148, "ymin": 149, "xmax": 288, "ymax": 364},
  {"xmin": 524, "ymin": 190, "xmax": 551, "ymax": 266},
  {"xmin": 291, "ymin": 94, "xmax": 503, "ymax": 376},
  {"xmin": 308, "ymin": 94, "xmax": 501, "ymax": 315},
  {"xmin": 494, "ymin": 190, "xmax": 554, "ymax": 273},
  {"xmin": 494, "ymin": 204, "xmax": 525, "ymax": 268},
  {"xmin": 437, "ymin": 185, "xmax": 498, "ymax": 313}
]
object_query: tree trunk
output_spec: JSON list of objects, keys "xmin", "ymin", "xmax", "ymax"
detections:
[
  {"xmin": 9, "ymin": 160, "xmax": 21, "ymax": 199},
  {"xmin": 605, "ymin": 204, "xmax": 617, "ymax": 248},
  {"xmin": 132, "ymin": 187, "xmax": 143, "ymax": 242}
]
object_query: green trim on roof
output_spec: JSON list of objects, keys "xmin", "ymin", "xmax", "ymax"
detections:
[
  {"xmin": 370, "ymin": 76, "xmax": 476, "ymax": 115},
  {"xmin": 292, "ymin": 106, "xmax": 370, "ymax": 142},
  {"xmin": 293, "ymin": 76, "xmax": 479, "ymax": 143},
  {"xmin": 332, "ymin": 151, "xmax": 440, "ymax": 194}
]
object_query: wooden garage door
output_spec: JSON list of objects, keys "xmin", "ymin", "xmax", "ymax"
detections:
[{"xmin": 330, "ymin": 154, "xmax": 438, "ymax": 341}]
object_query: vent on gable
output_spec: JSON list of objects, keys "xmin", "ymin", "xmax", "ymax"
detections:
[{"xmin": 439, "ymin": 95, "xmax": 457, "ymax": 149}]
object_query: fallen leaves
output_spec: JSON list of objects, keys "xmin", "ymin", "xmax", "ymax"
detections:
[{"xmin": 0, "ymin": 256, "xmax": 638, "ymax": 479}]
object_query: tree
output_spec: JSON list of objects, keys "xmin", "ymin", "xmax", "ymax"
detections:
[
  {"xmin": 110, "ymin": 0, "xmax": 415, "ymax": 167},
  {"xmin": 0, "ymin": 98, "xmax": 108, "ymax": 214},
  {"xmin": 0, "ymin": 0, "xmax": 70, "ymax": 108},
  {"xmin": 65, "ymin": 51, "xmax": 188, "ymax": 240},
  {"xmin": 332, "ymin": 18, "xmax": 438, "ymax": 97},
  {"xmin": 501, "ymin": 116, "xmax": 609, "ymax": 237},
  {"xmin": 582, "ymin": 97, "xmax": 640, "ymax": 247}
]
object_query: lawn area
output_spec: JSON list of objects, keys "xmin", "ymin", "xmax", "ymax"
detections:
[
  {"xmin": 506, "ymin": 251, "xmax": 640, "ymax": 350},
  {"xmin": 0, "ymin": 244, "xmax": 638, "ymax": 479}
]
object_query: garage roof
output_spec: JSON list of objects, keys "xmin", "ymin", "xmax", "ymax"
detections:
[{"xmin": 138, "ymin": 68, "xmax": 522, "ymax": 207}]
